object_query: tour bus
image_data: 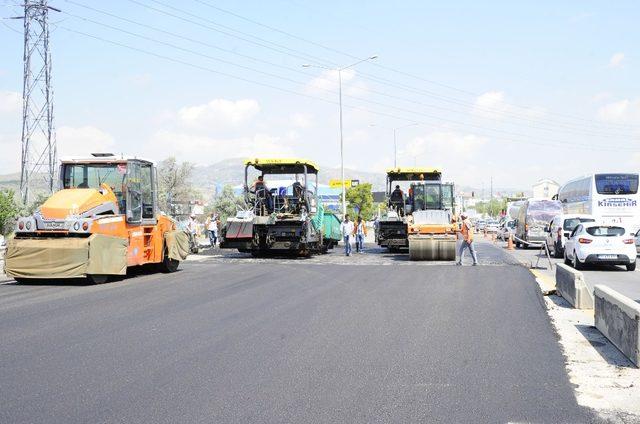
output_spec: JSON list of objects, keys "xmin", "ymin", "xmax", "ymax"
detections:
[{"xmin": 556, "ymin": 173, "xmax": 640, "ymax": 233}]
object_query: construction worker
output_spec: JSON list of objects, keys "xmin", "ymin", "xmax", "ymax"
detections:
[
  {"xmin": 251, "ymin": 175, "xmax": 273, "ymax": 213},
  {"xmin": 353, "ymin": 215, "xmax": 367, "ymax": 254},
  {"xmin": 390, "ymin": 185, "xmax": 405, "ymax": 216},
  {"xmin": 205, "ymin": 212, "xmax": 219, "ymax": 247},
  {"xmin": 340, "ymin": 214, "xmax": 354, "ymax": 256},
  {"xmin": 456, "ymin": 213, "xmax": 478, "ymax": 266}
]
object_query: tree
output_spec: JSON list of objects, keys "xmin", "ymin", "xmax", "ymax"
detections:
[
  {"xmin": 345, "ymin": 183, "xmax": 374, "ymax": 220},
  {"xmin": 212, "ymin": 185, "xmax": 246, "ymax": 222},
  {"xmin": 157, "ymin": 157, "xmax": 195, "ymax": 214},
  {"xmin": 0, "ymin": 189, "xmax": 20, "ymax": 236},
  {"xmin": 474, "ymin": 198, "xmax": 507, "ymax": 217}
]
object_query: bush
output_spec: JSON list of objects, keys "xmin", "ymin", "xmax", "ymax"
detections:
[{"xmin": 0, "ymin": 189, "xmax": 20, "ymax": 236}]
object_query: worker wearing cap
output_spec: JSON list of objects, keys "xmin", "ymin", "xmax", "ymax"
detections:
[{"xmin": 456, "ymin": 213, "xmax": 478, "ymax": 266}]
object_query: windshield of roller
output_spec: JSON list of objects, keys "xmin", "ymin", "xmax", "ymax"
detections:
[{"xmin": 62, "ymin": 163, "xmax": 127, "ymax": 209}]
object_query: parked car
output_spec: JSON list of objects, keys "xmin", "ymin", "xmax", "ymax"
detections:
[
  {"xmin": 475, "ymin": 220, "xmax": 487, "ymax": 231},
  {"xmin": 635, "ymin": 229, "xmax": 640, "ymax": 256},
  {"xmin": 564, "ymin": 224, "xmax": 636, "ymax": 271},
  {"xmin": 498, "ymin": 219, "xmax": 516, "ymax": 241},
  {"xmin": 545, "ymin": 214, "xmax": 595, "ymax": 258},
  {"xmin": 485, "ymin": 220, "xmax": 500, "ymax": 233}
]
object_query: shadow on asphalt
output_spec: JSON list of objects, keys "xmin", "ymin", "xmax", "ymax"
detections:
[
  {"xmin": 575, "ymin": 324, "xmax": 636, "ymax": 368},
  {"xmin": 2, "ymin": 264, "xmax": 180, "ymax": 287}
]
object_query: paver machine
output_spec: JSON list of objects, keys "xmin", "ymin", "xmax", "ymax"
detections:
[
  {"xmin": 4, "ymin": 153, "xmax": 190, "ymax": 283},
  {"xmin": 375, "ymin": 167, "xmax": 458, "ymax": 260},
  {"xmin": 220, "ymin": 158, "xmax": 340, "ymax": 256}
]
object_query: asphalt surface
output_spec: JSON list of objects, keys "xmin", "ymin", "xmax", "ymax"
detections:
[{"xmin": 0, "ymin": 243, "xmax": 600, "ymax": 423}]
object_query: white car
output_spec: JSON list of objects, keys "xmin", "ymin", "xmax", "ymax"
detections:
[
  {"xmin": 564, "ymin": 224, "xmax": 636, "ymax": 271},
  {"xmin": 485, "ymin": 220, "xmax": 500, "ymax": 233},
  {"xmin": 498, "ymin": 219, "xmax": 516, "ymax": 241},
  {"xmin": 545, "ymin": 214, "xmax": 595, "ymax": 258}
]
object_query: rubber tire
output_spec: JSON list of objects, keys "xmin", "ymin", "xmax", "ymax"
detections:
[
  {"xmin": 627, "ymin": 262, "xmax": 636, "ymax": 271},
  {"xmin": 564, "ymin": 250, "xmax": 571, "ymax": 266},
  {"xmin": 87, "ymin": 274, "xmax": 109, "ymax": 284},
  {"xmin": 572, "ymin": 251, "xmax": 583, "ymax": 270},
  {"xmin": 515, "ymin": 240, "xmax": 521, "ymax": 248},
  {"xmin": 159, "ymin": 254, "xmax": 179, "ymax": 273}
]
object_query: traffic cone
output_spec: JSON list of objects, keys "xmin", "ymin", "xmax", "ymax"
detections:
[{"xmin": 507, "ymin": 234, "xmax": 515, "ymax": 250}]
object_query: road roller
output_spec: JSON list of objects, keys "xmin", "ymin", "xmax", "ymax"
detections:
[{"xmin": 375, "ymin": 168, "xmax": 457, "ymax": 260}]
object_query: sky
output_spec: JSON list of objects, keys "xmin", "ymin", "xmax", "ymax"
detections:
[{"xmin": 0, "ymin": 0, "xmax": 638, "ymax": 190}]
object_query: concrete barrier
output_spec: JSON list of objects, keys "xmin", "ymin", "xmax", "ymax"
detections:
[
  {"xmin": 594, "ymin": 285, "xmax": 640, "ymax": 367},
  {"xmin": 555, "ymin": 263, "xmax": 594, "ymax": 309}
]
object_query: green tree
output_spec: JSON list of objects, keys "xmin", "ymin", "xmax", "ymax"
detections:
[
  {"xmin": 212, "ymin": 185, "xmax": 246, "ymax": 222},
  {"xmin": 157, "ymin": 157, "xmax": 195, "ymax": 214},
  {"xmin": 345, "ymin": 183, "xmax": 374, "ymax": 220},
  {"xmin": 475, "ymin": 198, "xmax": 507, "ymax": 217},
  {"xmin": 0, "ymin": 189, "xmax": 20, "ymax": 236},
  {"xmin": 24, "ymin": 193, "xmax": 49, "ymax": 216}
]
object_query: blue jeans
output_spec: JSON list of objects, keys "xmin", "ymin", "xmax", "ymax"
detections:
[
  {"xmin": 343, "ymin": 235, "xmax": 352, "ymax": 255},
  {"xmin": 208, "ymin": 230, "xmax": 217, "ymax": 246},
  {"xmin": 458, "ymin": 240, "xmax": 478, "ymax": 264},
  {"xmin": 355, "ymin": 233, "xmax": 365, "ymax": 252}
]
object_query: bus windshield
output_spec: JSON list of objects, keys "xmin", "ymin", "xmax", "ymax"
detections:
[{"xmin": 595, "ymin": 174, "xmax": 639, "ymax": 195}]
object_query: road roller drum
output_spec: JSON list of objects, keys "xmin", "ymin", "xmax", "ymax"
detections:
[{"xmin": 408, "ymin": 235, "xmax": 456, "ymax": 261}]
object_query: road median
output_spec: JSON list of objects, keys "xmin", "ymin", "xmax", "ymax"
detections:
[
  {"xmin": 555, "ymin": 263, "xmax": 594, "ymax": 309},
  {"xmin": 594, "ymin": 285, "xmax": 640, "ymax": 367}
]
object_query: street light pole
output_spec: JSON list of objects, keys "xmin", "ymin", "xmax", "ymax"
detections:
[
  {"xmin": 338, "ymin": 69, "xmax": 346, "ymax": 217},
  {"xmin": 303, "ymin": 55, "xmax": 378, "ymax": 217}
]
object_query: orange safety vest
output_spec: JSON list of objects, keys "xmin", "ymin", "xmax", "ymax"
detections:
[{"xmin": 461, "ymin": 220, "xmax": 474, "ymax": 242}]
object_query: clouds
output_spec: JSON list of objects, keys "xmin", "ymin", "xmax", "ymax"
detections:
[
  {"xmin": 177, "ymin": 98, "xmax": 260, "ymax": 128},
  {"xmin": 472, "ymin": 91, "xmax": 544, "ymax": 121},
  {"xmin": 608, "ymin": 52, "xmax": 625, "ymax": 68},
  {"xmin": 305, "ymin": 69, "xmax": 369, "ymax": 97},
  {"xmin": 147, "ymin": 130, "xmax": 294, "ymax": 163},
  {"xmin": 57, "ymin": 126, "xmax": 115, "ymax": 158},
  {"xmin": 0, "ymin": 91, "xmax": 21, "ymax": 114},
  {"xmin": 596, "ymin": 98, "xmax": 640, "ymax": 124},
  {"xmin": 290, "ymin": 112, "xmax": 314, "ymax": 128}
]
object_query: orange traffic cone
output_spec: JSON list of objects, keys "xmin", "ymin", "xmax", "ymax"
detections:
[{"xmin": 507, "ymin": 234, "xmax": 515, "ymax": 250}]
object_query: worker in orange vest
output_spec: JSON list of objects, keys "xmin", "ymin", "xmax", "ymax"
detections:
[{"xmin": 456, "ymin": 213, "xmax": 478, "ymax": 266}]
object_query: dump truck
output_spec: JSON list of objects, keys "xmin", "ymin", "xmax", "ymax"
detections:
[
  {"xmin": 4, "ymin": 154, "xmax": 190, "ymax": 284},
  {"xmin": 220, "ymin": 158, "xmax": 340, "ymax": 256},
  {"xmin": 375, "ymin": 167, "xmax": 458, "ymax": 260}
]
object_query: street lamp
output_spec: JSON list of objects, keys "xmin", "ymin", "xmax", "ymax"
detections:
[
  {"xmin": 303, "ymin": 55, "xmax": 379, "ymax": 217},
  {"xmin": 393, "ymin": 123, "xmax": 419, "ymax": 168}
]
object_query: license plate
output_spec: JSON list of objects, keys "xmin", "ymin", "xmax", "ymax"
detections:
[
  {"xmin": 43, "ymin": 221, "xmax": 65, "ymax": 230},
  {"xmin": 598, "ymin": 254, "xmax": 617, "ymax": 260}
]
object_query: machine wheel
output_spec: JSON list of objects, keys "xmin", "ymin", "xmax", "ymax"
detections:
[
  {"xmin": 627, "ymin": 262, "xmax": 636, "ymax": 271},
  {"xmin": 515, "ymin": 240, "xmax": 521, "ymax": 248},
  {"xmin": 409, "ymin": 238, "xmax": 456, "ymax": 261},
  {"xmin": 564, "ymin": 251, "xmax": 571, "ymax": 266},
  {"xmin": 87, "ymin": 274, "xmax": 109, "ymax": 284},
  {"xmin": 158, "ymin": 254, "xmax": 179, "ymax": 273}
]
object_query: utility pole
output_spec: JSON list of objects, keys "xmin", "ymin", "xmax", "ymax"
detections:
[
  {"xmin": 303, "ymin": 54, "xmax": 378, "ymax": 217},
  {"xmin": 16, "ymin": 0, "xmax": 60, "ymax": 204},
  {"xmin": 490, "ymin": 176, "xmax": 494, "ymax": 217}
]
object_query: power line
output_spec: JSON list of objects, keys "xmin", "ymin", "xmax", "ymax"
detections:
[
  {"xmin": 60, "ymin": 1, "xmax": 632, "ymax": 140},
  {"xmin": 187, "ymin": 0, "xmax": 640, "ymax": 131},
  {"xmin": 58, "ymin": 12, "xmax": 636, "ymax": 148},
  {"xmin": 58, "ymin": 25, "xmax": 638, "ymax": 153}
]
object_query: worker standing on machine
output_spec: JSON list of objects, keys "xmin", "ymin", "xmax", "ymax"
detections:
[
  {"xmin": 389, "ymin": 185, "xmax": 405, "ymax": 217},
  {"xmin": 456, "ymin": 213, "xmax": 478, "ymax": 266},
  {"xmin": 251, "ymin": 175, "xmax": 273, "ymax": 213},
  {"xmin": 340, "ymin": 214, "xmax": 355, "ymax": 256}
]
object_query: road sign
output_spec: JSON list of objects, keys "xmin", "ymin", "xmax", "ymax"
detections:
[{"xmin": 329, "ymin": 179, "xmax": 360, "ymax": 188}]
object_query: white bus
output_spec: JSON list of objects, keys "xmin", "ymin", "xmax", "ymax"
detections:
[{"xmin": 557, "ymin": 173, "xmax": 640, "ymax": 232}]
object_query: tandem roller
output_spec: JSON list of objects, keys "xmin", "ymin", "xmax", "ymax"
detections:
[{"xmin": 408, "ymin": 235, "xmax": 457, "ymax": 261}]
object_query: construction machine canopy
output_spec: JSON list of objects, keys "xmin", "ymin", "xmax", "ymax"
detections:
[
  {"xmin": 386, "ymin": 167, "xmax": 441, "ymax": 182},
  {"xmin": 245, "ymin": 158, "xmax": 319, "ymax": 175}
]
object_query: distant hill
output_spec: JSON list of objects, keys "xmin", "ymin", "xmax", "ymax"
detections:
[{"xmin": 0, "ymin": 159, "xmax": 529, "ymax": 203}]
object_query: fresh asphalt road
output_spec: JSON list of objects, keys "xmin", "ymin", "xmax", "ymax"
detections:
[{"xmin": 0, "ymin": 244, "xmax": 600, "ymax": 423}]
